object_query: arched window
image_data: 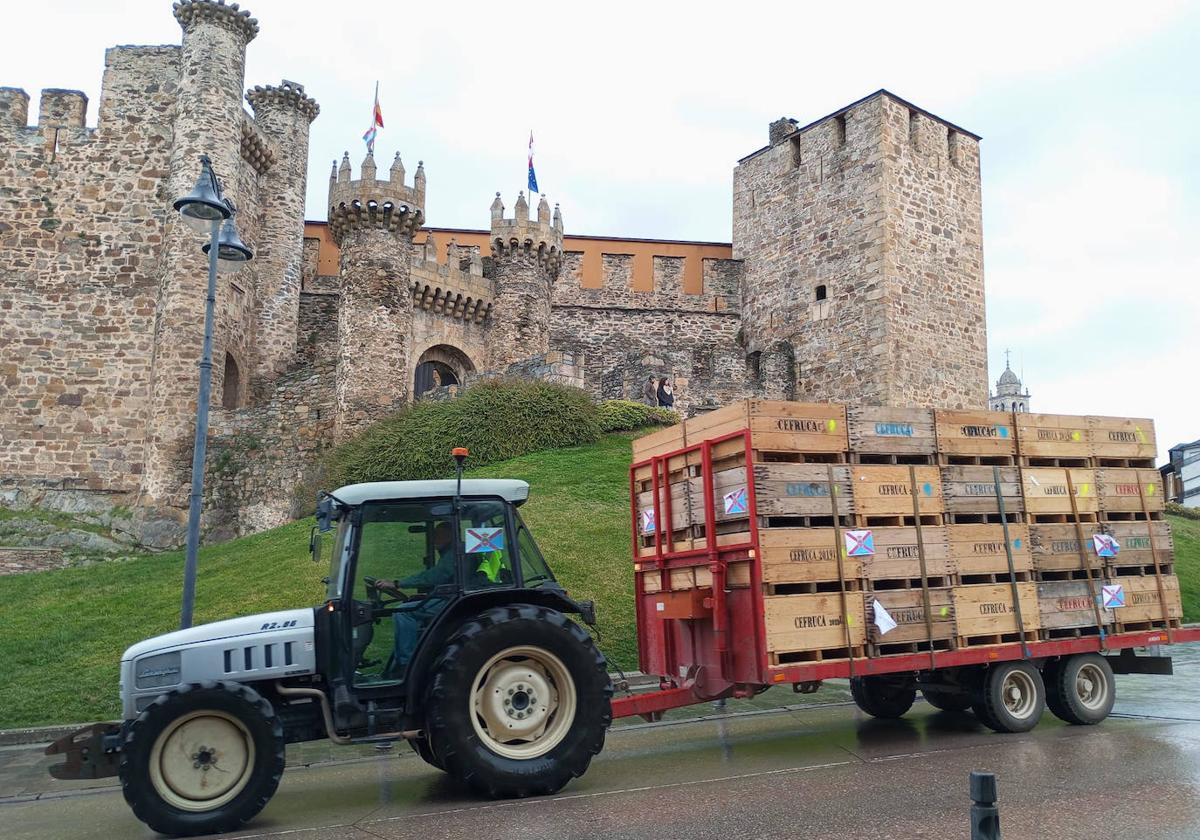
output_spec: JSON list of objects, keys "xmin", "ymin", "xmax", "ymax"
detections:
[{"xmin": 222, "ymin": 353, "xmax": 241, "ymax": 409}]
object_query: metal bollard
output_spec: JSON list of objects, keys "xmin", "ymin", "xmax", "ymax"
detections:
[{"xmin": 970, "ymin": 771, "xmax": 1001, "ymax": 840}]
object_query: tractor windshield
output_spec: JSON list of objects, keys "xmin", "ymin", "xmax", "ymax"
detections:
[{"xmin": 325, "ymin": 514, "xmax": 352, "ymax": 601}]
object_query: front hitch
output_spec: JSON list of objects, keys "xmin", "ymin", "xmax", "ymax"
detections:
[{"xmin": 45, "ymin": 722, "xmax": 123, "ymax": 780}]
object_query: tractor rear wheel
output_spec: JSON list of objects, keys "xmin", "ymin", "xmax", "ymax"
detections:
[
  {"xmin": 410, "ymin": 734, "xmax": 444, "ymax": 770},
  {"xmin": 425, "ymin": 605, "xmax": 612, "ymax": 798},
  {"xmin": 118, "ymin": 681, "xmax": 285, "ymax": 837}
]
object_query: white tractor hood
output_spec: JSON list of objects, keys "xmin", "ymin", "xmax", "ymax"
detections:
[{"xmin": 122, "ymin": 608, "xmax": 316, "ymax": 662}]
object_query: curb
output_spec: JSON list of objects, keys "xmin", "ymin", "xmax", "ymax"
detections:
[{"xmin": 1, "ymin": 672, "xmax": 656, "ymax": 748}]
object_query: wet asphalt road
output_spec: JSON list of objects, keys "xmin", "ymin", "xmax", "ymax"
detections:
[{"xmin": 5, "ymin": 644, "xmax": 1200, "ymax": 840}]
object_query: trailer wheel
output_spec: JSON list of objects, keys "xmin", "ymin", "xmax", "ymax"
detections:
[
  {"xmin": 921, "ymin": 688, "xmax": 973, "ymax": 712},
  {"xmin": 850, "ymin": 676, "xmax": 916, "ymax": 719},
  {"xmin": 426, "ymin": 605, "xmax": 612, "ymax": 798},
  {"xmin": 119, "ymin": 681, "xmax": 285, "ymax": 837},
  {"xmin": 1046, "ymin": 654, "xmax": 1115, "ymax": 725},
  {"xmin": 973, "ymin": 662, "xmax": 1045, "ymax": 733}
]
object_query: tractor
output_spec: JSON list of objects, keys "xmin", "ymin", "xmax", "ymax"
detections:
[{"xmin": 47, "ymin": 450, "xmax": 613, "ymax": 836}]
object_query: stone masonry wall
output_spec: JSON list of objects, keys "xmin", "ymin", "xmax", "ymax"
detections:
[
  {"xmin": 295, "ymin": 290, "xmax": 338, "ymax": 369},
  {"xmin": 732, "ymin": 91, "xmax": 987, "ymax": 409},
  {"xmin": 879, "ymin": 97, "xmax": 987, "ymax": 407},
  {"xmin": 205, "ymin": 357, "xmax": 335, "ymax": 539},
  {"xmin": 0, "ymin": 547, "xmax": 69, "ymax": 575},
  {"xmin": 0, "ymin": 48, "xmax": 180, "ymax": 498},
  {"xmin": 733, "ymin": 95, "xmax": 892, "ymax": 405}
]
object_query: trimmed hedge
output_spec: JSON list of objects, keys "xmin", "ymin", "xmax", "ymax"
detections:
[
  {"xmin": 327, "ymin": 378, "xmax": 602, "ymax": 486},
  {"xmin": 1167, "ymin": 502, "xmax": 1200, "ymax": 521},
  {"xmin": 598, "ymin": 399, "xmax": 678, "ymax": 433}
]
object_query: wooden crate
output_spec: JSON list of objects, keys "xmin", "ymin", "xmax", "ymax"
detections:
[
  {"xmin": 635, "ymin": 529, "xmax": 750, "ymax": 559},
  {"xmin": 631, "ymin": 422, "xmax": 687, "ymax": 463},
  {"xmin": 1037, "ymin": 581, "xmax": 1114, "ymax": 632},
  {"xmin": 1014, "ymin": 413, "xmax": 1091, "ymax": 462},
  {"xmin": 946, "ymin": 523, "xmax": 1033, "ymax": 577},
  {"xmin": 847, "ymin": 406, "xmax": 937, "ymax": 458},
  {"xmin": 685, "ymin": 399, "xmax": 849, "ymax": 456},
  {"xmin": 764, "ymin": 592, "xmax": 866, "ymax": 654},
  {"xmin": 639, "ymin": 561, "xmax": 751, "ymax": 594},
  {"xmin": 934, "ymin": 409, "xmax": 1018, "ymax": 459},
  {"xmin": 1103, "ymin": 521, "xmax": 1174, "ymax": 567},
  {"xmin": 1027, "ymin": 524, "xmax": 1107, "ymax": 575},
  {"xmin": 1088, "ymin": 416, "xmax": 1156, "ymax": 462},
  {"xmin": 1109, "ymin": 575, "xmax": 1183, "ymax": 625},
  {"xmin": 849, "ymin": 465, "xmax": 943, "ymax": 517},
  {"xmin": 690, "ymin": 464, "xmax": 854, "ymax": 524},
  {"xmin": 952, "ymin": 582, "xmax": 1041, "ymax": 639},
  {"xmin": 1097, "ymin": 468, "xmax": 1166, "ymax": 514},
  {"xmin": 866, "ymin": 588, "xmax": 956, "ymax": 644},
  {"xmin": 860, "ymin": 526, "xmax": 953, "ymax": 581},
  {"xmin": 941, "ymin": 466, "xmax": 1023, "ymax": 515},
  {"xmin": 1020, "ymin": 468, "xmax": 1098, "ymax": 516},
  {"xmin": 758, "ymin": 529, "xmax": 863, "ymax": 586}
]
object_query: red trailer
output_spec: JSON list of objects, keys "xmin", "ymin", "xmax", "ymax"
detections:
[{"xmin": 611, "ymin": 428, "xmax": 1199, "ymax": 729}]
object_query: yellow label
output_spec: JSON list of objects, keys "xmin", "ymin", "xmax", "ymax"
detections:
[
  {"xmin": 1147, "ymin": 484, "xmax": 1156, "ymax": 496},
  {"xmin": 1079, "ymin": 483, "xmax": 1091, "ymax": 495},
  {"xmin": 827, "ymin": 419, "xmax": 838, "ymax": 433},
  {"xmin": 1071, "ymin": 430, "xmax": 1082, "ymax": 442}
]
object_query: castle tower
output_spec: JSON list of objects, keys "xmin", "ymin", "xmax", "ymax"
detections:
[
  {"xmin": 486, "ymin": 192, "xmax": 563, "ymax": 370},
  {"xmin": 246, "ymin": 80, "xmax": 319, "ymax": 389},
  {"xmin": 732, "ymin": 90, "xmax": 988, "ymax": 409},
  {"xmin": 328, "ymin": 150, "xmax": 424, "ymax": 438},
  {"xmin": 142, "ymin": 0, "xmax": 260, "ymax": 507}
]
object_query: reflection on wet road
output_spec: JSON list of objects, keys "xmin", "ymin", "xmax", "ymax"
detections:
[{"xmin": 5, "ymin": 643, "xmax": 1200, "ymax": 839}]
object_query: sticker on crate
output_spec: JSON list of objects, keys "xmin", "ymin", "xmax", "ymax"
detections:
[
  {"xmin": 723, "ymin": 487, "xmax": 748, "ymax": 515},
  {"xmin": 844, "ymin": 529, "xmax": 875, "ymax": 557},
  {"xmin": 640, "ymin": 509, "xmax": 656, "ymax": 534},
  {"xmin": 1092, "ymin": 534, "xmax": 1121, "ymax": 558},
  {"xmin": 1101, "ymin": 584, "xmax": 1126, "ymax": 608},
  {"xmin": 464, "ymin": 527, "xmax": 504, "ymax": 553},
  {"xmin": 872, "ymin": 600, "xmax": 898, "ymax": 635}
]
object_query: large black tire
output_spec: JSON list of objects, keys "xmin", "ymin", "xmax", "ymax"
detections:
[
  {"xmin": 850, "ymin": 676, "xmax": 916, "ymax": 719},
  {"xmin": 410, "ymin": 734, "xmax": 444, "ymax": 771},
  {"xmin": 973, "ymin": 661, "xmax": 1046, "ymax": 733},
  {"xmin": 425, "ymin": 605, "xmax": 612, "ymax": 798},
  {"xmin": 119, "ymin": 681, "xmax": 285, "ymax": 837},
  {"xmin": 1045, "ymin": 654, "xmax": 1115, "ymax": 725},
  {"xmin": 921, "ymin": 687, "xmax": 974, "ymax": 712}
]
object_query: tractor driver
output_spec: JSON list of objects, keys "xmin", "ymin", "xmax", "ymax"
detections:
[{"xmin": 376, "ymin": 520, "xmax": 456, "ymax": 673}]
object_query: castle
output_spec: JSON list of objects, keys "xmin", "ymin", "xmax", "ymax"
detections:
[{"xmin": 0, "ymin": 0, "xmax": 987, "ymax": 546}]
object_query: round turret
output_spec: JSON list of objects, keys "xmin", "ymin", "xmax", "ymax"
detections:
[
  {"xmin": 327, "ymin": 151, "xmax": 424, "ymax": 245},
  {"xmin": 172, "ymin": 0, "xmax": 259, "ymax": 43},
  {"xmin": 489, "ymin": 191, "xmax": 564, "ymax": 277}
]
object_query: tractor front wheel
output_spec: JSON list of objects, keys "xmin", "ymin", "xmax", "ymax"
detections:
[
  {"xmin": 425, "ymin": 605, "xmax": 612, "ymax": 798},
  {"xmin": 118, "ymin": 681, "xmax": 285, "ymax": 836}
]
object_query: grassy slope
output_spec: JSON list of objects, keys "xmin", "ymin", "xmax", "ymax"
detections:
[
  {"xmin": 0, "ymin": 434, "xmax": 638, "ymax": 728},
  {"xmin": 1171, "ymin": 514, "xmax": 1200, "ymax": 621}
]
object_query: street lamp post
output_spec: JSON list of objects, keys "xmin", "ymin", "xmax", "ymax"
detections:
[{"xmin": 173, "ymin": 155, "xmax": 253, "ymax": 629}]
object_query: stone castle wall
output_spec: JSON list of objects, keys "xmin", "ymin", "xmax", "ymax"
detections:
[
  {"xmin": 732, "ymin": 91, "xmax": 986, "ymax": 409},
  {"xmin": 0, "ymin": 49, "xmax": 180, "ymax": 500}
]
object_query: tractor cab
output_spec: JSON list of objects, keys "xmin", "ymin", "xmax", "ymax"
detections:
[{"xmin": 314, "ymin": 477, "xmax": 567, "ymax": 697}]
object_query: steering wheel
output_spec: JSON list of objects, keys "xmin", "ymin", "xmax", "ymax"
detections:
[{"xmin": 363, "ymin": 576, "xmax": 409, "ymax": 608}]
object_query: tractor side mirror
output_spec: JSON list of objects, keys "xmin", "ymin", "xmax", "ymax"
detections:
[
  {"xmin": 309, "ymin": 526, "xmax": 321, "ymax": 565},
  {"xmin": 316, "ymin": 495, "xmax": 335, "ymax": 533}
]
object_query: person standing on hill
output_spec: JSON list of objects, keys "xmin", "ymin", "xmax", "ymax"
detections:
[
  {"xmin": 642, "ymin": 375, "xmax": 658, "ymax": 406},
  {"xmin": 657, "ymin": 377, "xmax": 674, "ymax": 409}
]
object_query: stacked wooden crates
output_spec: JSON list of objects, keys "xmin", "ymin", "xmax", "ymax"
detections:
[{"xmin": 632, "ymin": 401, "xmax": 1181, "ymax": 667}]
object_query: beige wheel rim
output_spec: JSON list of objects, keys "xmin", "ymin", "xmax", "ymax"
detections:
[
  {"xmin": 1075, "ymin": 663, "xmax": 1109, "ymax": 711},
  {"xmin": 470, "ymin": 646, "xmax": 577, "ymax": 760},
  {"xmin": 149, "ymin": 710, "xmax": 255, "ymax": 812},
  {"xmin": 1002, "ymin": 670, "xmax": 1038, "ymax": 720}
]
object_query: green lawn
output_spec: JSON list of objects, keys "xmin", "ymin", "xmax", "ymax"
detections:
[
  {"xmin": 0, "ymin": 434, "xmax": 639, "ymax": 728},
  {"xmin": 1, "ymin": 438, "xmax": 1197, "ymax": 729}
]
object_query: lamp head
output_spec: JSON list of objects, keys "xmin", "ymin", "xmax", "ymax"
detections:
[
  {"xmin": 174, "ymin": 155, "xmax": 230, "ymax": 233},
  {"xmin": 202, "ymin": 214, "xmax": 253, "ymax": 273}
]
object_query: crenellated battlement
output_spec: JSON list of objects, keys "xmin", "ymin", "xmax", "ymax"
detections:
[
  {"xmin": 239, "ymin": 113, "xmax": 276, "ymax": 173},
  {"xmin": 489, "ymin": 191, "xmax": 563, "ymax": 274},
  {"xmin": 246, "ymin": 79, "xmax": 319, "ymax": 123},
  {"xmin": 173, "ymin": 0, "xmax": 259, "ymax": 42},
  {"xmin": 409, "ymin": 234, "xmax": 494, "ymax": 323},
  {"xmin": 327, "ymin": 151, "xmax": 425, "ymax": 244}
]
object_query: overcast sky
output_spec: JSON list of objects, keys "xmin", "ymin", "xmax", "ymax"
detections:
[{"xmin": 6, "ymin": 1, "xmax": 1198, "ymax": 462}]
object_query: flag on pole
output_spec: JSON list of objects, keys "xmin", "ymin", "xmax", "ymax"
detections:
[
  {"xmin": 362, "ymin": 82, "xmax": 384, "ymax": 153},
  {"xmin": 527, "ymin": 131, "xmax": 539, "ymax": 193}
]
